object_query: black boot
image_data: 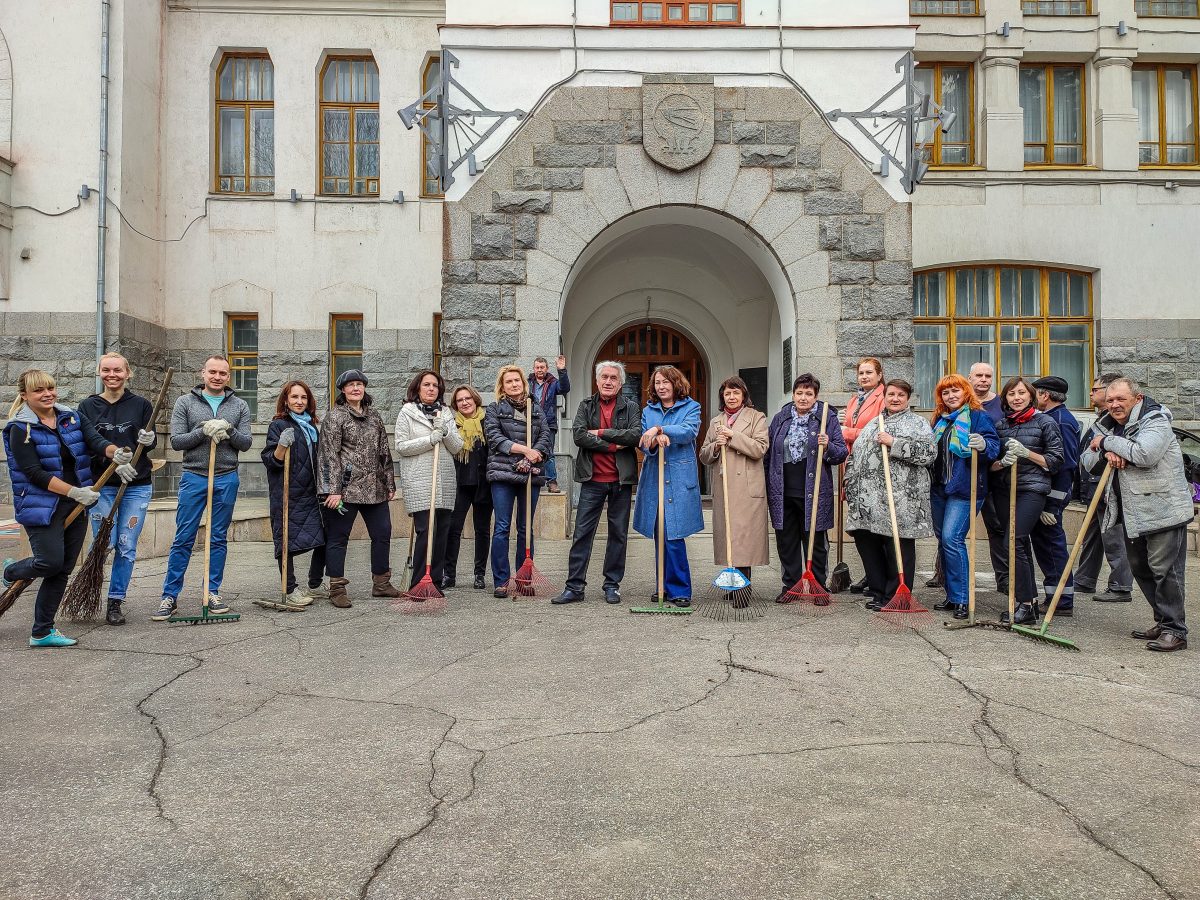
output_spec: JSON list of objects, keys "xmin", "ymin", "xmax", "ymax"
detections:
[
  {"xmin": 849, "ymin": 576, "xmax": 869, "ymax": 595},
  {"xmin": 106, "ymin": 598, "xmax": 126, "ymax": 626},
  {"xmin": 1013, "ymin": 602, "xmax": 1038, "ymax": 626}
]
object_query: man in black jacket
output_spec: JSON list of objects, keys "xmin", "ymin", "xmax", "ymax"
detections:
[{"xmin": 552, "ymin": 361, "xmax": 642, "ymax": 605}]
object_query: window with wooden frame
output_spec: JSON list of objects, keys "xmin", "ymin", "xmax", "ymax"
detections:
[
  {"xmin": 912, "ymin": 266, "xmax": 1093, "ymax": 410},
  {"xmin": 1022, "ymin": 0, "xmax": 1090, "ymax": 12},
  {"xmin": 420, "ymin": 55, "xmax": 443, "ymax": 198},
  {"xmin": 1133, "ymin": 64, "xmax": 1198, "ymax": 166},
  {"xmin": 910, "ymin": 1, "xmax": 979, "ymax": 14},
  {"xmin": 214, "ymin": 54, "xmax": 274, "ymax": 194},
  {"xmin": 914, "ymin": 63, "xmax": 974, "ymax": 166},
  {"xmin": 1135, "ymin": 0, "xmax": 1199, "ymax": 15},
  {"xmin": 330, "ymin": 314, "xmax": 364, "ymax": 392},
  {"xmin": 319, "ymin": 56, "xmax": 380, "ymax": 196},
  {"xmin": 1020, "ymin": 63, "xmax": 1086, "ymax": 166},
  {"xmin": 610, "ymin": 2, "xmax": 741, "ymax": 24},
  {"xmin": 226, "ymin": 314, "xmax": 259, "ymax": 417}
]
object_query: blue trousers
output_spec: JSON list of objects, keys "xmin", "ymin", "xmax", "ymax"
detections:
[
  {"xmin": 490, "ymin": 481, "xmax": 540, "ymax": 586},
  {"xmin": 162, "ymin": 470, "xmax": 239, "ymax": 600},
  {"xmin": 654, "ymin": 536, "xmax": 692, "ymax": 601},
  {"xmin": 1031, "ymin": 508, "xmax": 1073, "ymax": 609},
  {"xmin": 931, "ymin": 487, "xmax": 974, "ymax": 608},
  {"xmin": 89, "ymin": 483, "xmax": 153, "ymax": 601}
]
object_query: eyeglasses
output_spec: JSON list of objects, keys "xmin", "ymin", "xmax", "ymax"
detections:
[{"xmin": 1090, "ymin": 386, "xmax": 1105, "ymax": 393}]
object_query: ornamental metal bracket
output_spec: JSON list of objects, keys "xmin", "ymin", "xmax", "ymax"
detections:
[
  {"xmin": 399, "ymin": 49, "xmax": 526, "ymax": 194},
  {"xmin": 825, "ymin": 52, "xmax": 957, "ymax": 195}
]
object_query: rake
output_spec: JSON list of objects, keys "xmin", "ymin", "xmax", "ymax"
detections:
[
  {"xmin": 396, "ymin": 440, "xmax": 448, "ymax": 613},
  {"xmin": 699, "ymin": 444, "xmax": 763, "ymax": 622},
  {"xmin": 252, "ymin": 444, "xmax": 307, "ymax": 614},
  {"xmin": 1010, "ymin": 465, "xmax": 1110, "ymax": 652},
  {"xmin": 632, "ymin": 449, "xmax": 691, "ymax": 615},
  {"xmin": 168, "ymin": 437, "xmax": 240, "ymax": 625},
  {"xmin": 872, "ymin": 416, "xmax": 932, "ymax": 629},
  {"xmin": 827, "ymin": 463, "xmax": 852, "ymax": 593},
  {"xmin": 64, "ymin": 368, "xmax": 174, "ymax": 620},
  {"xmin": 781, "ymin": 403, "xmax": 833, "ymax": 613},
  {"xmin": 944, "ymin": 449, "xmax": 1006, "ymax": 631},
  {"xmin": 506, "ymin": 401, "xmax": 555, "ymax": 599}
]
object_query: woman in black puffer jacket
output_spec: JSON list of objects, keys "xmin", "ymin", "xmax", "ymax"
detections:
[{"xmin": 992, "ymin": 376, "xmax": 1064, "ymax": 626}]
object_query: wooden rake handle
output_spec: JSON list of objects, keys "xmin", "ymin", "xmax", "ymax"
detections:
[
  {"xmin": 1008, "ymin": 459, "xmax": 1018, "ymax": 621},
  {"xmin": 657, "ymin": 446, "xmax": 665, "ymax": 602},
  {"xmin": 967, "ymin": 448, "xmax": 978, "ymax": 621},
  {"xmin": 877, "ymin": 415, "xmax": 906, "ymax": 582},
  {"xmin": 805, "ymin": 405, "xmax": 829, "ymax": 566},
  {"xmin": 1041, "ymin": 464, "xmax": 1113, "ymax": 630},
  {"xmin": 281, "ymin": 444, "xmax": 291, "ymax": 597},
  {"xmin": 720, "ymin": 444, "xmax": 734, "ymax": 565}
]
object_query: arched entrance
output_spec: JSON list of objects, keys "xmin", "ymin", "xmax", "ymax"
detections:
[{"xmin": 595, "ymin": 322, "xmax": 707, "ymax": 430}]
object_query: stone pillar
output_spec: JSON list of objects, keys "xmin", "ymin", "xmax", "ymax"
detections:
[
  {"xmin": 1093, "ymin": 56, "xmax": 1139, "ymax": 172},
  {"xmin": 981, "ymin": 56, "xmax": 1024, "ymax": 172}
]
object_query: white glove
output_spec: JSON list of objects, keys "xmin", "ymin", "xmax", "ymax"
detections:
[
  {"xmin": 112, "ymin": 447, "xmax": 134, "ymax": 466},
  {"xmin": 967, "ymin": 433, "xmax": 986, "ymax": 452},
  {"xmin": 997, "ymin": 450, "xmax": 1018, "ymax": 468},
  {"xmin": 116, "ymin": 463, "xmax": 139, "ymax": 483},
  {"xmin": 1006, "ymin": 438, "xmax": 1031, "ymax": 459},
  {"xmin": 137, "ymin": 429, "xmax": 156, "ymax": 447},
  {"xmin": 277, "ymin": 428, "xmax": 296, "ymax": 448},
  {"xmin": 1039, "ymin": 510, "xmax": 1058, "ymax": 526},
  {"xmin": 202, "ymin": 419, "xmax": 231, "ymax": 439},
  {"xmin": 67, "ymin": 486, "xmax": 100, "ymax": 507}
]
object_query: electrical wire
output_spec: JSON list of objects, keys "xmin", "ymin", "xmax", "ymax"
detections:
[{"xmin": 11, "ymin": 197, "xmax": 85, "ymax": 217}]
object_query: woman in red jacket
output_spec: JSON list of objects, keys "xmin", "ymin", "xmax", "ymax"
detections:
[{"xmin": 839, "ymin": 357, "xmax": 886, "ymax": 594}]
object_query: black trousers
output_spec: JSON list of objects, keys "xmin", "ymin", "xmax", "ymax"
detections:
[
  {"xmin": 410, "ymin": 508, "xmax": 452, "ymax": 588},
  {"xmin": 445, "ymin": 484, "xmax": 492, "ymax": 580},
  {"xmin": 775, "ymin": 494, "xmax": 828, "ymax": 589},
  {"xmin": 1126, "ymin": 524, "xmax": 1188, "ymax": 638},
  {"xmin": 565, "ymin": 480, "xmax": 632, "ymax": 594},
  {"xmin": 983, "ymin": 490, "xmax": 1008, "ymax": 590},
  {"xmin": 992, "ymin": 488, "xmax": 1046, "ymax": 604},
  {"xmin": 277, "ymin": 547, "xmax": 327, "ymax": 594},
  {"xmin": 324, "ymin": 500, "xmax": 392, "ymax": 579},
  {"xmin": 6, "ymin": 499, "xmax": 88, "ymax": 638},
  {"xmin": 851, "ymin": 530, "xmax": 915, "ymax": 605}
]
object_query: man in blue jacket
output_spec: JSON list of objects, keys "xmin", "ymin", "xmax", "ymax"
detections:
[
  {"xmin": 529, "ymin": 355, "xmax": 570, "ymax": 493},
  {"xmin": 1031, "ymin": 376, "xmax": 1080, "ymax": 615}
]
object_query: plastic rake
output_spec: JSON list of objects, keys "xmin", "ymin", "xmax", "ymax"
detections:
[
  {"xmin": 871, "ymin": 415, "xmax": 932, "ymax": 630},
  {"xmin": 396, "ymin": 441, "xmax": 448, "ymax": 613},
  {"xmin": 782, "ymin": 404, "xmax": 833, "ymax": 614},
  {"xmin": 944, "ymin": 449, "xmax": 1005, "ymax": 631},
  {"xmin": 700, "ymin": 444, "xmax": 763, "ymax": 622},
  {"xmin": 506, "ymin": 401, "xmax": 556, "ymax": 599}
]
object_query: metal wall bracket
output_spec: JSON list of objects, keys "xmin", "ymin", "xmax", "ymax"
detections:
[
  {"xmin": 826, "ymin": 53, "xmax": 957, "ymax": 194},
  {"xmin": 398, "ymin": 49, "xmax": 526, "ymax": 194}
]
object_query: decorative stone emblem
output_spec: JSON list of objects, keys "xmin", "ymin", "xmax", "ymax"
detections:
[{"xmin": 642, "ymin": 76, "xmax": 714, "ymax": 172}]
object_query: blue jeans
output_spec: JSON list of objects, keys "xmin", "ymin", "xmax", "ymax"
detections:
[
  {"xmin": 931, "ymin": 487, "xmax": 973, "ymax": 608},
  {"xmin": 544, "ymin": 454, "xmax": 558, "ymax": 483},
  {"xmin": 89, "ymin": 483, "xmax": 153, "ymax": 601},
  {"xmin": 490, "ymin": 481, "xmax": 540, "ymax": 586},
  {"xmin": 162, "ymin": 470, "xmax": 239, "ymax": 600},
  {"xmin": 655, "ymin": 536, "xmax": 692, "ymax": 601}
]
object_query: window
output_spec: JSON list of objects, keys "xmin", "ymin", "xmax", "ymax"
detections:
[
  {"xmin": 420, "ymin": 55, "xmax": 443, "ymax": 197},
  {"xmin": 214, "ymin": 54, "xmax": 274, "ymax": 194},
  {"xmin": 611, "ymin": 2, "xmax": 741, "ymax": 24},
  {"xmin": 226, "ymin": 314, "xmax": 259, "ymax": 417},
  {"xmin": 910, "ymin": 1, "xmax": 979, "ymax": 13},
  {"xmin": 915, "ymin": 64, "xmax": 974, "ymax": 166},
  {"xmin": 331, "ymin": 314, "xmax": 364, "ymax": 391},
  {"xmin": 1133, "ymin": 65, "xmax": 1198, "ymax": 166},
  {"xmin": 1020, "ymin": 64, "xmax": 1086, "ymax": 166},
  {"xmin": 1022, "ymin": 1, "xmax": 1090, "ymax": 12},
  {"xmin": 319, "ymin": 56, "xmax": 380, "ymax": 196},
  {"xmin": 913, "ymin": 266, "xmax": 1093, "ymax": 410},
  {"xmin": 1135, "ymin": 0, "xmax": 1199, "ymax": 14}
]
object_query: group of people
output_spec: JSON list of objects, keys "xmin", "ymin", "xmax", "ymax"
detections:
[{"xmin": 2, "ymin": 351, "xmax": 1193, "ymax": 653}]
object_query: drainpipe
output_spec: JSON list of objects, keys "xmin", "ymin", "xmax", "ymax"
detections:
[{"xmin": 95, "ymin": 0, "xmax": 112, "ymax": 386}]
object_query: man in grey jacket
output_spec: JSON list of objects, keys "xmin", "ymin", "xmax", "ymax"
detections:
[
  {"xmin": 1081, "ymin": 377, "xmax": 1193, "ymax": 652},
  {"xmin": 153, "ymin": 355, "xmax": 253, "ymax": 621}
]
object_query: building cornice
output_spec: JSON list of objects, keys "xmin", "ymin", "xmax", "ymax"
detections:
[{"xmin": 167, "ymin": 0, "xmax": 444, "ymax": 17}]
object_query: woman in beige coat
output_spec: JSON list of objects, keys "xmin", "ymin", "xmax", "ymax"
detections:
[{"xmin": 699, "ymin": 376, "xmax": 770, "ymax": 578}]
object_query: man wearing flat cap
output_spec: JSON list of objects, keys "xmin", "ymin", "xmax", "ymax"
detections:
[{"xmin": 1033, "ymin": 375, "xmax": 1081, "ymax": 614}]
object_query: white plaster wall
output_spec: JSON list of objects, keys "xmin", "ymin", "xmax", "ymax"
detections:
[{"xmin": 447, "ymin": 0, "xmax": 910, "ymax": 28}]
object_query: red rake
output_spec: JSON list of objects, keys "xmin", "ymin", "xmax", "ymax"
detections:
[
  {"xmin": 781, "ymin": 403, "xmax": 834, "ymax": 615},
  {"xmin": 505, "ymin": 401, "xmax": 556, "ymax": 600},
  {"xmin": 395, "ymin": 442, "xmax": 447, "ymax": 613},
  {"xmin": 871, "ymin": 415, "xmax": 932, "ymax": 630}
]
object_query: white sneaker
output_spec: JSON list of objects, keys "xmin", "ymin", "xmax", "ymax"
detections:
[
  {"xmin": 286, "ymin": 591, "xmax": 314, "ymax": 607},
  {"xmin": 304, "ymin": 582, "xmax": 329, "ymax": 600}
]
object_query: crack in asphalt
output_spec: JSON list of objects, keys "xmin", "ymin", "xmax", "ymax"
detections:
[
  {"xmin": 134, "ymin": 654, "xmax": 203, "ymax": 829},
  {"xmin": 389, "ymin": 628, "xmax": 528, "ymax": 696},
  {"xmin": 916, "ymin": 630, "xmax": 1179, "ymax": 900},
  {"xmin": 177, "ymin": 691, "xmax": 282, "ymax": 746},
  {"xmin": 726, "ymin": 738, "xmax": 980, "ymax": 758}
]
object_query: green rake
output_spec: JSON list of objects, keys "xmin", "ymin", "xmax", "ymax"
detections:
[
  {"xmin": 632, "ymin": 449, "xmax": 692, "ymax": 616},
  {"xmin": 944, "ymin": 449, "xmax": 1005, "ymax": 631}
]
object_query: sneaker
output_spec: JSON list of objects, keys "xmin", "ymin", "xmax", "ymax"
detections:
[
  {"xmin": 29, "ymin": 629, "xmax": 77, "ymax": 648},
  {"xmin": 151, "ymin": 596, "xmax": 177, "ymax": 622},
  {"xmin": 1093, "ymin": 590, "xmax": 1132, "ymax": 603},
  {"xmin": 288, "ymin": 590, "xmax": 314, "ymax": 607},
  {"xmin": 1, "ymin": 558, "xmax": 14, "ymax": 591},
  {"xmin": 106, "ymin": 598, "xmax": 126, "ymax": 626},
  {"xmin": 206, "ymin": 594, "xmax": 233, "ymax": 615},
  {"xmin": 305, "ymin": 582, "xmax": 330, "ymax": 600}
]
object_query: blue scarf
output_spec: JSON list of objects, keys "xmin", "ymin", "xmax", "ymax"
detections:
[
  {"xmin": 786, "ymin": 405, "xmax": 814, "ymax": 464},
  {"xmin": 289, "ymin": 411, "xmax": 319, "ymax": 446},
  {"xmin": 932, "ymin": 405, "xmax": 972, "ymax": 459}
]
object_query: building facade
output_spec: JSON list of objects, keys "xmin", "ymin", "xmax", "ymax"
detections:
[{"xmin": 0, "ymin": 0, "xmax": 1197, "ymax": 504}]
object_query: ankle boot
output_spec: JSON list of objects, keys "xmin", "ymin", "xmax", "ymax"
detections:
[
  {"xmin": 1012, "ymin": 602, "xmax": 1038, "ymax": 626},
  {"xmin": 329, "ymin": 577, "xmax": 352, "ymax": 608},
  {"xmin": 105, "ymin": 598, "xmax": 126, "ymax": 626},
  {"xmin": 371, "ymin": 571, "xmax": 402, "ymax": 598}
]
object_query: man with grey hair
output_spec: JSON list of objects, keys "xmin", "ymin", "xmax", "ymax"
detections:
[
  {"xmin": 552, "ymin": 361, "xmax": 642, "ymax": 606},
  {"xmin": 1076, "ymin": 372, "xmax": 1133, "ymax": 602},
  {"xmin": 1081, "ymin": 377, "xmax": 1193, "ymax": 652}
]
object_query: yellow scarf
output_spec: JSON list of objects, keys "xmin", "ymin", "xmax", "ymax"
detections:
[{"xmin": 455, "ymin": 407, "xmax": 486, "ymax": 462}]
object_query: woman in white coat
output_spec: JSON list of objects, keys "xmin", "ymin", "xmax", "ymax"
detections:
[{"xmin": 395, "ymin": 370, "xmax": 463, "ymax": 590}]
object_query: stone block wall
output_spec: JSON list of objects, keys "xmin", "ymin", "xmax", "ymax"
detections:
[{"xmin": 1097, "ymin": 319, "xmax": 1200, "ymax": 428}]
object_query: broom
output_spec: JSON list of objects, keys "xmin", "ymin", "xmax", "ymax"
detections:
[
  {"xmin": 506, "ymin": 400, "xmax": 555, "ymax": 599},
  {"xmin": 63, "ymin": 368, "xmax": 175, "ymax": 620},
  {"xmin": 1010, "ymin": 465, "xmax": 1110, "ymax": 652},
  {"xmin": 699, "ymin": 444, "xmax": 761, "ymax": 622},
  {"xmin": 631, "ymin": 449, "xmax": 691, "ymax": 615},
  {"xmin": 781, "ymin": 402, "xmax": 833, "ymax": 612},
  {"xmin": 944, "ymin": 449, "xmax": 1005, "ymax": 631},
  {"xmin": 396, "ymin": 438, "xmax": 447, "ymax": 613},
  {"xmin": 872, "ymin": 415, "xmax": 932, "ymax": 629},
  {"xmin": 827, "ymin": 463, "xmax": 851, "ymax": 593}
]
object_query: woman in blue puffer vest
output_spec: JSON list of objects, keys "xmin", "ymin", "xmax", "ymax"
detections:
[{"xmin": 2, "ymin": 370, "xmax": 102, "ymax": 647}]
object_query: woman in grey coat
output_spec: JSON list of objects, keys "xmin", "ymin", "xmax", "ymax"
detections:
[{"xmin": 844, "ymin": 379, "xmax": 936, "ymax": 611}]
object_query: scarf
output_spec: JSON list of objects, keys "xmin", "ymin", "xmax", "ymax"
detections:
[
  {"xmin": 786, "ymin": 405, "xmax": 814, "ymax": 464},
  {"xmin": 455, "ymin": 407, "xmax": 485, "ymax": 462},
  {"xmin": 723, "ymin": 406, "xmax": 742, "ymax": 427},
  {"xmin": 418, "ymin": 400, "xmax": 443, "ymax": 422},
  {"xmin": 933, "ymin": 405, "xmax": 972, "ymax": 459},
  {"xmin": 289, "ymin": 411, "xmax": 319, "ymax": 445},
  {"xmin": 506, "ymin": 394, "xmax": 528, "ymax": 411},
  {"xmin": 1006, "ymin": 405, "xmax": 1036, "ymax": 426}
]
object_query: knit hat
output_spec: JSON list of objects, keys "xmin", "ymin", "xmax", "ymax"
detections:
[{"xmin": 335, "ymin": 369, "xmax": 369, "ymax": 390}]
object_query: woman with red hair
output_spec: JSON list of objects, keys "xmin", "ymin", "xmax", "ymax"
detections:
[{"xmin": 929, "ymin": 373, "xmax": 1001, "ymax": 618}]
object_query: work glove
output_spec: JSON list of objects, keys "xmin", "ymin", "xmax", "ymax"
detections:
[
  {"xmin": 116, "ymin": 463, "xmax": 139, "ymax": 484},
  {"xmin": 966, "ymin": 432, "xmax": 986, "ymax": 452},
  {"xmin": 137, "ymin": 429, "xmax": 156, "ymax": 446},
  {"xmin": 997, "ymin": 450, "xmax": 1018, "ymax": 468},
  {"xmin": 67, "ymin": 486, "xmax": 101, "ymax": 507},
  {"xmin": 277, "ymin": 428, "xmax": 296, "ymax": 449},
  {"xmin": 1005, "ymin": 438, "xmax": 1031, "ymax": 459},
  {"xmin": 1039, "ymin": 510, "xmax": 1058, "ymax": 526},
  {"xmin": 202, "ymin": 419, "xmax": 232, "ymax": 439},
  {"xmin": 112, "ymin": 447, "xmax": 134, "ymax": 466}
]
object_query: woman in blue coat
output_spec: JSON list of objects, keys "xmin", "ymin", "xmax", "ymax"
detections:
[{"xmin": 633, "ymin": 366, "xmax": 703, "ymax": 607}]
